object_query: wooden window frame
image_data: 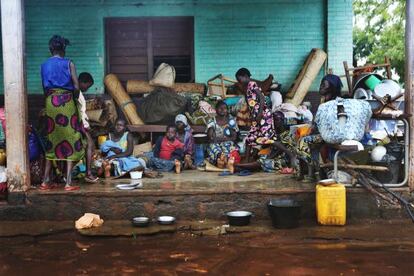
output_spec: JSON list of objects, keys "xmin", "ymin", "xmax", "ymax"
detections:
[{"xmin": 104, "ymin": 16, "xmax": 194, "ymax": 82}]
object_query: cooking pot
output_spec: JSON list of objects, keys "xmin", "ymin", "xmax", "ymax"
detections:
[
  {"xmin": 226, "ymin": 211, "xmax": 252, "ymax": 226},
  {"xmin": 267, "ymin": 199, "xmax": 301, "ymax": 229},
  {"xmin": 193, "ymin": 133, "xmax": 208, "ymax": 144},
  {"xmin": 131, "ymin": 216, "xmax": 150, "ymax": 227}
]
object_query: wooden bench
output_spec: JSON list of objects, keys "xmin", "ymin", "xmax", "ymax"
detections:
[{"xmin": 127, "ymin": 124, "xmax": 206, "ymax": 143}]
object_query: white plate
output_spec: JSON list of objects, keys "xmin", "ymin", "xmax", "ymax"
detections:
[{"xmin": 116, "ymin": 183, "xmax": 142, "ymax": 190}]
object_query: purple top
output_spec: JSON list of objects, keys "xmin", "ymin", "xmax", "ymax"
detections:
[{"xmin": 41, "ymin": 56, "xmax": 74, "ymax": 93}]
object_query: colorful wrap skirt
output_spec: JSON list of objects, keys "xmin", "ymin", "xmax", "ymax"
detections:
[
  {"xmin": 207, "ymin": 141, "xmax": 239, "ymax": 165},
  {"xmin": 44, "ymin": 88, "xmax": 85, "ymax": 161}
]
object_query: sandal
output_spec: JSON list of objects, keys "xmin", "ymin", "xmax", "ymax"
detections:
[
  {"xmin": 85, "ymin": 175, "xmax": 99, "ymax": 183},
  {"xmin": 237, "ymin": 170, "xmax": 252, "ymax": 176},
  {"xmin": 280, "ymin": 167, "xmax": 295, "ymax": 174},
  {"xmin": 219, "ymin": 171, "xmax": 232, "ymax": 176},
  {"xmin": 39, "ymin": 183, "xmax": 58, "ymax": 190},
  {"xmin": 39, "ymin": 183, "xmax": 51, "ymax": 190},
  {"xmin": 64, "ymin": 185, "xmax": 80, "ymax": 191}
]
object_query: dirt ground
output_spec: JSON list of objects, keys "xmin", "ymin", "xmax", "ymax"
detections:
[{"xmin": 1, "ymin": 220, "xmax": 414, "ymax": 275}]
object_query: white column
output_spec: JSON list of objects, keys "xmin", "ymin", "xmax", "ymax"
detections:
[{"xmin": 1, "ymin": 0, "xmax": 30, "ymax": 192}]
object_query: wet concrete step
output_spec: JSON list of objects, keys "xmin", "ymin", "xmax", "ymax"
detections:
[{"xmin": 0, "ymin": 187, "xmax": 410, "ymax": 222}]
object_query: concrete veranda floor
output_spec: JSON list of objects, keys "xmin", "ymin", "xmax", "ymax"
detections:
[{"xmin": 28, "ymin": 171, "xmax": 314, "ymax": 196}]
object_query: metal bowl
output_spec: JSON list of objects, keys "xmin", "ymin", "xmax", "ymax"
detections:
[
  {"xmin": 157, "ymin": 216, "xmax": 176, "ymax": 225},
  {"xmin": 318, "ymin": 179, "xmax": 336, "ymax": 186},
  {"xmin": 226, "ymin": 211, "xmax": 253, "ymax": 226},
  {"xmin": 131, "ymin": 216, "xmax": 150, "ymax": 227},
  {"xmin": 193, "ymin": 134, "xmax": 208, "ymax": 144}
]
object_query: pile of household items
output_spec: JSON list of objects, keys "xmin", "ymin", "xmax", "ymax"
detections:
[
  {"xmin": 3, "ymin": 48, "xmax": 402, "ymax": 199},
  {"xmin": 92, "ymin": 49, "xmax": 406, "ymax": 186}
]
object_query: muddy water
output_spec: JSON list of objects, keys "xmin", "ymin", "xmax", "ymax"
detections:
[{"xmin": 1, "ymin": 229, "xmax": 414, "ymax": 275}]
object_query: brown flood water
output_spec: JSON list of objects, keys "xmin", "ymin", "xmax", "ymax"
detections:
[{"xmin": 1, "ymin": 225, "xmax": 414, "ymax": 276}]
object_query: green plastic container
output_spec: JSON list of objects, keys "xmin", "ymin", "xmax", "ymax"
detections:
[{"xmin": 364, "ymin": 75, "xmax": 382, "ymax": 90}]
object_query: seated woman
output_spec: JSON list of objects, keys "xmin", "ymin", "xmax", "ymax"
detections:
[
  {"xmin": 147, "ymin": 125, "xmax": 184, "ymax": 173},
  {"xmin": 100, "ymin": 119, "xmax": 147, "ymax": 177},
  {"xmin": 297, "ymin": 74, "xmax": 344, "ymax": 181},
  {"xmin": 175, "ymin": 114, "xmax": 195, "ymax": 169},
  {"xmin": 236, "ymin": 112, "xmax": 299, "ymax": 174},
  {"xmin": 206, "ymin": 101, "xmax": 240, "ymax": 173}
]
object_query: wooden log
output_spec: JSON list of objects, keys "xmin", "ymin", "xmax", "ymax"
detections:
[
  {"xmin": 104, "ymin": 74, "xmax": 144, "ymax": 125},
  {"xmin": 126, "ymin": 80, "xmax": 205, "ymax": 94},
  {"xmin": 1, "ymin": 0, "xmax": 30, "ymax": 192},
  {"xmin": 343, "ymin": 61, "xmax": 353, "ymax": 96},
  {"xmin": 406, "ymin": 0, "xmax": 414, "ymax": 191},
  {"xmin": 285, "ymin": 50, "xmax": 315, "ymax": 98},
  {"xmin": 285, "ymin": 48, "xmax": 327, "ymax": 106},
  {"xmin": 320, "ymin": 163, "xmax": 389, "ymax": 172}
]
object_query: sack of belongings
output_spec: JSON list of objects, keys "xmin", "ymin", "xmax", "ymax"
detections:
[
  {"xmin": 149, "ymin": 63, "xmax": 176, "ymax": 88},
  {"xmin": 315, "ymin": 98, "xmax": 372, "ymax": 144},
  {"xmin": 75, "ymin": 213, "xmax": 104, "ymax": 230}
]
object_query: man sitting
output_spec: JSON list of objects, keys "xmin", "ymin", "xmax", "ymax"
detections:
[{"xmin": 147, "ymin": 125, "xmax": 184, "ymax": 173}]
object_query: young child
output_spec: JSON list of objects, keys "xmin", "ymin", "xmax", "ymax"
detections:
[
  {"xmin": 150, "ymin": 126, "xmax": 184, "ymax": 173},
  {"xmin": 77, "ymin": 72, "xmax": 98, "ymax": 183}
]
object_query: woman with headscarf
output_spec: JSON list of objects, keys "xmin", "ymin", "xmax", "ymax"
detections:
[
  {"xmin": 206, "ymin": 101, "xmax": 240, "ymax": 173},
  {"xmin": 236, "ymin": 68, "xmax": 277, "ymax": 148},
  {"xmin": 319, "ymin": 74, "xmax": 343, "ymax": 103},
  {"xmin": 175, "ymin": 114, "xmax": 195, "ymax": 169},
  {"xmin": 296, "ymin": 74, "xmax": 344, "ymax": 181},
  {"xmin": 40, "ymin": 35, "xmax": 85, "ymax": 191}
]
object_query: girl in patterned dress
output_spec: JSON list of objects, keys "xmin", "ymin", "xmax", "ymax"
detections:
[{"xmin": 236, "ymin": 68, "xmax": 297, "ymax": 170}]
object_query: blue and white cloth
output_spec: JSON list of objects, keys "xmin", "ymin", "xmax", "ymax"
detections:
[{"xmin": 315, "ymin": 98, "xmax": 372, "ymax": 144}]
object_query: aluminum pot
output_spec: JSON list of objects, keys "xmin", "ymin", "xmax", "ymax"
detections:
[
  {"xmin": 131, "ymin": 216, "xmax": 150, "ymax": 227},
  {"xmin": 226, "ymin": 211, "xmax": 253, "ymax": 226}
]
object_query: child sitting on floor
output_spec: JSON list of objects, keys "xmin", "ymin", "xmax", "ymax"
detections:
[{"xmin": 147, "ymin": 125, "xmax": 184, "ymax": 173}]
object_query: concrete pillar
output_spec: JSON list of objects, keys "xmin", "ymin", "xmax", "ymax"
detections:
[
  {"xmin": 405, "ymin": 0, "xmax": 414, "ymax": 190},
  {"xmin": 1, "ymin": 0, "xmax": 30, "ymax": 192}
]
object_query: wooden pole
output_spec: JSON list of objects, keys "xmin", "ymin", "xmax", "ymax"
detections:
[
  {"xmin": 1, "ymin": 0, "xmax": 30, "ymax": 192},
  {"xmin": 405, "ymin": 0, "xmax": 414, "ymax": 190}
]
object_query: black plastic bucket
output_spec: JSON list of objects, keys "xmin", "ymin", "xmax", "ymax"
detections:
[{"xmin": 267, "ymin": 199, "xmax": 301, "ymax": 229}]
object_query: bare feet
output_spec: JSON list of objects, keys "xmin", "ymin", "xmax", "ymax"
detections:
[
  {"xmin": 144, "ymin": 170, "xmax": 159, "ymax": 178},
  {"xmin": 217, "ymin": 154, "xmax": 227, "ymax": 169},
  {"xmin": 174, "ymin": 159, "xmax": 181, "ymax": 174},
  {"xmin": 227, "ymin": 157, "xmax": 235, "ymax": 174},
  {"xmin": 103, "ymin": 161, "xmax": 111, "ymax": 178},
  {"xmin": 183, "ymin": 154, "xmax": 191, "ymax": 170}
]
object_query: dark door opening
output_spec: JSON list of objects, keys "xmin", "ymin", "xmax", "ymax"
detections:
[{"xmin": 105, "ymin": 17, "xmax": 194, "ymax": 83}]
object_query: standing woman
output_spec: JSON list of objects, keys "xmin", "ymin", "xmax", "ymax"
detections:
[
  {"xmin": 236, "ymin": 68, "xmax": 296, "ymax": 168},
  {"xmin": 40, "ymin": 35, "xmax": 85, "ymax": 191}
]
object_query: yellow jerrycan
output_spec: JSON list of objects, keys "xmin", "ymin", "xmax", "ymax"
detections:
[{"xmin": 316, "ymin": 179, "xmax": 346, "ymax": 226}]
